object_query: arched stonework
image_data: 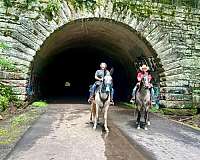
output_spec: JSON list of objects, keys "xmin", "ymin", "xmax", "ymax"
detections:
[{"xmin": 0, "ymin": 1, "xmax": 200, "ymax": 107}]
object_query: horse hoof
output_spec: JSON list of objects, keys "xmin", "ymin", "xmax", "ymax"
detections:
[
  {"xmin": 147, "ymin": 121, "xmax": 151, "ymax": 126},
  {"xmin": 90, "ymin": 121, "xmax": 93, "ymax": 124},
  {"xmin": 105, "ymin": 129, "xmax": 109, "ymax": 133},
  {"xmin": 93, "ymin": 126, "xmax": 96, "ymax": 130},
  {"xmin": 137, "ymin": 126, "xmax": 140, "ymax": 130},
  {"xmin": 144, "ymin": 127, "xmax": 148, "ymax": 130}
]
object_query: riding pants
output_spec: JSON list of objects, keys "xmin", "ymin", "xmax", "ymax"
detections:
[
  {"xmin": 132, "ymin": 84, "xmax": 155, "ymax": 101},
  {"xmin": 89, "ymin": 83, "xmax": 114, "ymax": 100}
]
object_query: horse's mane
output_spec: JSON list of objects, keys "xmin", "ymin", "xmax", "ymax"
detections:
[
  {"xmin": 138, "ymin": 79, "xmax": 144, "ymax": 92},
  {"xmin": 138, "ymin": 77, "xmax": 148, "ymax": 92}
]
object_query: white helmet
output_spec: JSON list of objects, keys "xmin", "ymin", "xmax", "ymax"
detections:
[{"xmin": 100, "ymin": 62, "xmax": 107, "ymax": 69}]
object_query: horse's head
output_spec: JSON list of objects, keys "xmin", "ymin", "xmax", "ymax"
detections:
[
  {"xmin": 140, "ymin": 76, "xmax": 150, "ymax": 89},
  {"xmin": 101, "ymin": 75, "xmax": 112, "ymax": 93}
]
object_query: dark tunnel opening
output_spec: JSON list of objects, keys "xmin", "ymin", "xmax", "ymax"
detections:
[
  {"xmin": 37, "ymin": 46, "xmax": 136, "ymax": 102},
  {"xmin": 30, "ymin": 19, "xmax": 160, "ymax": 103}
]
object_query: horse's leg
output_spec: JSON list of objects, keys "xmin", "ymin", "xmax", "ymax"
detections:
[
  {"xmin": 90, "ymin": 103, "xmax": 93, "ymax": 122},
  {"xmin": 90, "ymin": 102, "xmax": 96, "ymax": 123},
  {"xmin": 93, "ymin": 103, "xmax": 99, "ymax": 130},
  {"xmin": 144, "ymin": 108, "xmax": 148, "ymax": 130},
  {"xmin": 104, "ymin": 104, "xmax": 109, "ymax": 132},
  {"xmin": 147, "ymin": 105, "xmax": 150, "ymax": 126},
  {"xmin": 136, "ymin": 108, "xmax": 141, "ymax": 129},
  {"xmin": 144, "ymin": 103, "xmax": 151, "ymax": 130}
]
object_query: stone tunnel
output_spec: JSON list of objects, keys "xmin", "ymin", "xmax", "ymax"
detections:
[
  {"xmin": 31, "ymin": 19, "xmax": 159, "ymax": 101},
  {"xmin": 0, "ymin": 0, "xmax": 200, "ymax": 107}
]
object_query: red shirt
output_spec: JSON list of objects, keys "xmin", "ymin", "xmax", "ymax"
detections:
[{"xmin": 137, "ymin": 71, "xmax": 152, "ymax": 82}]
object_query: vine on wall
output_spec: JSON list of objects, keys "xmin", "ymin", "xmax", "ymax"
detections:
[
  {"xmin": 0, "ymin": 42, "xmax": 21, "ymax": 112},
  {"xmin": 2, "ymin": 0, "xmax": 195, "ymax": 21},
  {"xmin": 42, "ymin": 0, "xmax": 61, "ymax": 20}
]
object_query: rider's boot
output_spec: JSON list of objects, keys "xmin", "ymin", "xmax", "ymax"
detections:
[
  {"xmin": 110, "ymin": 99, "xmax": 114, "ymax": 105},
  {"xmin": 88, "ymin": 95, "xmax": 94, "ymax": 103},
  {"xmin": 130, "ymin": 97, "xmax": 135, "ymax": 103}
]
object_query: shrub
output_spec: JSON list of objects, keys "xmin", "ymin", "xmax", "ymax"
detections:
[
  {"xmin": 0, "ymin": 83, "xmax": 18, "ymax": 112},
  {"xmin": 0, "ymin": 96, "xmax": 9, "ymax": 112},
  {"xmin": 32, "ymin": 101, "xmax": 48, "ymax": 107}
]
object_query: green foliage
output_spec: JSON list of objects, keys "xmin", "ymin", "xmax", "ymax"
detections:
[
  {"xmin": 151, "ymin": 0, "xmax": 198, "ymax": 8},
  {"xmin": 32, "ymin": 101, "xmax": 48, "ymax": 107},
  {"xmin": 0, "ymin": 57, "xmax": 17, "ymax": 72},
  {"xmin": 0, "ymin": 42, "xmax": 10, "ymax": 50},
  {"xmin": 0, "ymin": 83, "xmax": 18, "ymax": 112},
  {"xmin": 149, "ymin": 106, "xmax": 160, "ymax": 113},
  {"xmin": 3, "ymin": 0, "xmax": 37, "ymax": 8},
  {"xmin": 161, "ymin": 108, "xmax": 197, "ymax": 116},
  {"xmin": 25, "ymin": 0, "xmax": 37, "ymax": 8},
  {"xmin": 69, "ymin": 0, "xmax": 97, "ymax": 12},
  {"xmin": 42, "ymin": 0, "xmax": 61, "ymax": 20},
  {"xmin": 2, "ymin": 0, "xmax": 199, "ymax": 10},
  {"xmin": 0, "ymin": 96, "xmax": 9, "ymax": 112},
  {"xmin": 11, "ymin": 114, "xmax": 27, "ymax": 126},
  {"xmin": 0, "ymin": 128, "xmax": 8, "ymax": 137},
  {"xmin": 0, "ymin": 108, "xmax": 45, "ymax": 145},
  {"xmin": 3, "ymin": 0, "xmax": 12, "ymax": 8},
  {"xmin": 192, "ymin": 87, "xmax": 200, "ymax": 94},
  {"xmin": 0, "ymin": 83, "xmax": 15, "ymax": 101},
  {"xmin": 111, "ymin": 0, "xmax": 164, "ymax": 20},
  {"xmin": 118, "ymin": 102, "xmax": 137, "ymax": 109},
  {"xmin": 26, "ymin": 0, "xmax": 37, "ymax": 4}
]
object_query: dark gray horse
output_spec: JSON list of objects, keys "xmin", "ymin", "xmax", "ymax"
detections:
[{"xmin": 135, "ymin": 76, "xmax": 151, "ymax": 130}]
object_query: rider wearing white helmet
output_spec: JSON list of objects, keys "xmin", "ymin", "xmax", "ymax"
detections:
[{"xmin": 88, "ymin": 62, "xmax": 114, "ymax": 104}]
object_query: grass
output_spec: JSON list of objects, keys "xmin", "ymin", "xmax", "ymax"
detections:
[
  {"xmin": 32, "ymin": 101, "xmax": 48, "ymax": 107},
  {"xmin": 0, "ymin": 108, "xmax": 44, "ymax": 145},
  {"xmin": 118, "ymin": 101, "xmax": 161, "ymax": 113},
  {"xmin": 118, "ymin": 102, "xmax": 137, "ymax": 109},
  {"xmin": 11, "ymin": 114, "xmax": 28, "ymax": 126},
  {"xmin": 161, "ymin": 108, "xmax": 197, "ymax": 116},
  {"xmin": 0, "ymin": 128, "xmax": 8, "ymax": 136}
]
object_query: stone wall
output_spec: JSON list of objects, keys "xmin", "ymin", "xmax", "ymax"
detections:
[{"xmin": 0, "ymin": 0, "xmax": 199, "ymax": 107}]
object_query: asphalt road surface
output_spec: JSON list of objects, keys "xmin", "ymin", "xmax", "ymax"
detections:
[
  {"xmin": 6, "ymin": 103, "xmax": 147, "ymax": 160},
  {"xmin": 5, "ymin": 102, "xmax": 200, "ymax": 160}
]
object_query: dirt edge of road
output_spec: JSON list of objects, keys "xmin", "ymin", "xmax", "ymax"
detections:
[{"xmin": 0, "ymin": 106, "xmax": 47, "ymax": 160}]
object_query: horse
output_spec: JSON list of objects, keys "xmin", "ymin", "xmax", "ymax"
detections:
[
  {"xmin": 90, "ymin": 75, "xmax": 112, "ymax": 132},
  {"xmin": 135, "ymin": 76, "xmax": 152, "ymax": 130}
]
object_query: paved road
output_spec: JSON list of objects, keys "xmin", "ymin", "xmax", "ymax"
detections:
[
  {"xmin": 5, "ymin": 103, "xmax": 200, "ymax": 160},
  {"xmin": 5, "ymin": 103, "xmax": 146, "ymax": 160},
  {"xmin": 110, "ymin": 108, "xmax": 200, "ymax": 160}
]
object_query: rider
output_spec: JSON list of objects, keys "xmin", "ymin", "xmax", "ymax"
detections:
[
  {"xmin": 130, "ymin": 64, "xmax": 155, "ymax": 103},
  {"xmin": 88, "ymin": 62, "xmax": 114, "ymax": 104}
]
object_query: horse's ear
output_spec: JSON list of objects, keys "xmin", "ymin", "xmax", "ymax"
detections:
[{"xmin": 110, "ymin": 67, "xmax": 114, "ymax": 75}]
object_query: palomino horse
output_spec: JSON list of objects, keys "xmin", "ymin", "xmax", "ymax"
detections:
[
  {"xmin": 90, "ymin": 75, "xmax": 112, "ymax": 132},
  {"xmin": 135, "ymin": 76, "xmax": 152, "ymax": 130}
]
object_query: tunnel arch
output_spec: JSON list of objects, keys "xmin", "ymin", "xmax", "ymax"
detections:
[
  {"xmin": 1, "ymin": 1, "xmax": 198, "ymax": 107},
  {"xmin": 30, "ymin": 18, "xmax": 163, "ymax": 102}
]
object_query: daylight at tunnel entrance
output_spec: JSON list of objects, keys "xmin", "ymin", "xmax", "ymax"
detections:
[{"xmin": 30, "ymin": 19, "xmax": 160, "ymax": 102}]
